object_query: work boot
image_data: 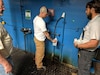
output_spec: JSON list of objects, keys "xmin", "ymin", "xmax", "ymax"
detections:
[{"xmin": 37, "ymin": 66, "xmax": 46, "ymax": 71}]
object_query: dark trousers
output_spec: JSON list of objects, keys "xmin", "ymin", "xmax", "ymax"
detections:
[{"xmin": 78, "ymin": 50, "xmax": 95, "ymax": 75}]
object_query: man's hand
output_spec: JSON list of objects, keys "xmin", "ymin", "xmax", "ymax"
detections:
[
  {"xmin": 52, "ymin": 39, "xmax": 57, "ymax": 43},
  {"xmin": 74, "ymin": 42, "xmax": 78, "ymax": 48},
  {"xmin": 0, "ymin": 55, "xmax": 12, "ymax": 73},
  {"xmin": 3, "ymin": 61, "xmax": 12, "ymax": 73}
]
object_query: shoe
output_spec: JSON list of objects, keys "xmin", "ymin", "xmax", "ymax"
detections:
[{"xmin": 37, "ymin": 66, "xmax": 46, "ymax": 71}]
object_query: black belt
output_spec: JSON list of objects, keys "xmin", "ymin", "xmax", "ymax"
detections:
[{"xmin": 79, "ymin": 49, "xmax": 94, "ymax": 52}]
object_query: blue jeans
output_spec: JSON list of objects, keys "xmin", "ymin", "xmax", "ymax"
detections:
[
  {"xmin": 78, "ymin": 50, "xmax": 95, "ymax": 75},
  {"xmin": 0, "ymin": 56, "xmax": 14, "ymax": 75}
]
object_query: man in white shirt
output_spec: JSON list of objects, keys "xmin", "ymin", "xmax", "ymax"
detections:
[
  {"xmin": 33, "ymin": 6, "xmax": 56, "ymax": 71},
  {"xmin": 74, "ymin": 1, "xmax": 100, "ymax": 75}
]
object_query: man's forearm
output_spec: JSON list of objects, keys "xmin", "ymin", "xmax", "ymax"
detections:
[
  {"xmin": 44, "ymin": 31, "xmax": 53, "ymax": 42},
  {"xmin": 77, "ymin": 39, "xmax": 99, "ymax": 49},
  {"xmin": 46, "ymin": 35, "xmax": 53, "ymax": 42}
]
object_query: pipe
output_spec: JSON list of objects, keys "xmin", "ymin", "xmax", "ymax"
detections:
[{"xmin": 51, "ymin": 12, "xmax": 66, "ymax": 61}]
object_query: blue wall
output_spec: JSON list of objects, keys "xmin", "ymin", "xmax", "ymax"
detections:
[{"xmin": 3, "ymin": 0, "xmax": 91, "ymax": 67}]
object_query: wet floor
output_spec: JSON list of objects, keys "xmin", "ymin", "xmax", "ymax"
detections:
[
  {"xmin": 19, "ymin": 58, "xmax": 72, "ymax": 75},
  {"xmin": 11, "ymin": 48, "xmax": 76, "ymax": 75},
  {"xmin": 11, "ymin": 48, "xmax": 97, "ymax": 75}
]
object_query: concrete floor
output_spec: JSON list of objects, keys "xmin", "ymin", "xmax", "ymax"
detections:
[
  {"xmin": 10, "ymin": 48, "xmax": 99, "ymax": 75},
  {"xmin": 11, "ymin": 48, "xmax": 78, "ymax": 75}
]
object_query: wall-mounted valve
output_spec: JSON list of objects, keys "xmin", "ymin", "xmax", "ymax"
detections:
[
  {"xmin": 21, "ymin": 28, "xmax": 32, "ymax": 52},
  {"xmin": 21, "ymin": 28, "xmax": 31, "ymax": 35}
]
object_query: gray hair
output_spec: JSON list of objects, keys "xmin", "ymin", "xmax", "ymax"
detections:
[{"xmin": 40, "ymin": 6, "xmax": 47, "ymax": 13}]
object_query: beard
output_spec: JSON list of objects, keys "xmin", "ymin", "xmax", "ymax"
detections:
[{"xmin": 87, "ymin": 13, "xmax": 92, "ymax": 20}]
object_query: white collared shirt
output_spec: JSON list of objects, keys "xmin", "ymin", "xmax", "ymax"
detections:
[
  {"xmin": 80, "ymin": 14, "xmax": 100, "ymax": 51},
  {"xmin": 33, "ymin": 16, "xmax": 47, "ymax": 41}
]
